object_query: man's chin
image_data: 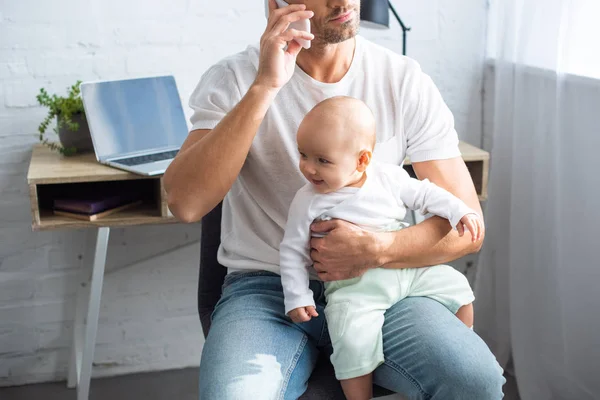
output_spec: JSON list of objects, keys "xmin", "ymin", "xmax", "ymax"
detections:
[{"xmin": 321, "ymin": 23, "xmax": 359, "ymax": 44}]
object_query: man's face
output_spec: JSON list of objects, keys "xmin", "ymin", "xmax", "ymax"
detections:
[{"xmin": 289, "ymin": 0, "xmax": 361, "ymax": 44}]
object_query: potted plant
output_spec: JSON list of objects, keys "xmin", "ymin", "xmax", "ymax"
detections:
[{"xmin": 36, "ymin": 81, "xmax": 93, "ymax": 156}]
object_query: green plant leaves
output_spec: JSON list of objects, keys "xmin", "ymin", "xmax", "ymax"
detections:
[{"xmin": 36, "ymin": 80, "xmax": 84, "ymax": 156}]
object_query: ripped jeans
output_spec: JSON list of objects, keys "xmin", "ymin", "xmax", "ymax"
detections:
[{"xmin": 198, "ymin": 271, "xmax": 504, "ymax": 400}]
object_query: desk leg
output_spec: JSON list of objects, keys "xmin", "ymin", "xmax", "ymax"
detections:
[{"xmin": 66, "ymin": 227, "xmax": 110, "ymax": 400}]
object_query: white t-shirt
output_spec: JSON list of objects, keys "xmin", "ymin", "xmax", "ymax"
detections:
[
  {"xmin": 279, "ymin": 162, "xmax": 476, "ymax": 314},
  {"xmin": 188, "ymin": 35, "xmax": 461, "ymax": 275}
]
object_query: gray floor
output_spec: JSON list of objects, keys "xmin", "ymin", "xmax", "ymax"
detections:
[
  {"xmin": 0, "ymin": 368, "xmax": 199, "ymax": 400},
  {"xmin": 0, "ymin": 368, "xmax": 520, "ymax": 400}
]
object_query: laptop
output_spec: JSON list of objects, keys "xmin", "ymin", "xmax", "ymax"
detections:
[{"xmin": 81, "ymin": 75, "xmax": 189, "ymax": 176}]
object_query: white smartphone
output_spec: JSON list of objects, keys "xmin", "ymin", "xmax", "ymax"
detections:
[{"xmin": 264, "ymin": 0, "xmax": 311, "ymax": 49}]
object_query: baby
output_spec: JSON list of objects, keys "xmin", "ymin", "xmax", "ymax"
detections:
[{"xmin": 279, "ymin": 96, "xmax": 483, "ymax": 400}]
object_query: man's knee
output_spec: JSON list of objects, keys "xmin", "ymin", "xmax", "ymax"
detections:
[
  {"xmin": 199, "ymin": 353, "xmax": 285, "ymax": 399},
  {"xmin": 433, "ymin": 354, "xmax": 505, "ymax": 399}
]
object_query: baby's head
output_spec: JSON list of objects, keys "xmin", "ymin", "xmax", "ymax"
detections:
[{"xmin": 297, "ymin": 96, "xmax": 376, "ymax": 194}]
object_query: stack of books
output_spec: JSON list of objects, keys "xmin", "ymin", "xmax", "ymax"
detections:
[{"xmin": 53, "ymin": 190, "xmax": 142, "ymax": 221}]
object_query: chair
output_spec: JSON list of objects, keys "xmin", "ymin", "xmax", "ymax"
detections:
[{"xmin": 198, "ymin": 203, "xmax": 393, "ymax": 399}]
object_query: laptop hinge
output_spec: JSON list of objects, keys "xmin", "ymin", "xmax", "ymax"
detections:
[{"xmin": 104, "ymin": 146, "xmax": 178, "ymax": 162}]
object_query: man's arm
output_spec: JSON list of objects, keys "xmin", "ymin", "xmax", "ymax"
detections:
[
  {"xmin": 164, "ymin": 85, "xmax": 277, "ymax": 223},
  {"xmin": 378, "ymin": 156, "xmax": 484, "ymax": 269},
  {"xmin": 164, "ymin": 1, "xmax": 314, "ymax": 223}
]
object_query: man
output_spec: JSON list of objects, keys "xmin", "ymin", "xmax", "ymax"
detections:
[{"xmin": 164, "ymin": 0, "xmax": 504, "ymax": 398}]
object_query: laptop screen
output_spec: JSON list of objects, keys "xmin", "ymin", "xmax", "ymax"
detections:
[{"xmin": 81, "ymin": 76, "xmax": 189, "ymax": 161}]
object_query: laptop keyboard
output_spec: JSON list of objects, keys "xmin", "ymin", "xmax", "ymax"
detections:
[{"xmin": 114, "ymin": 150, "xmax": 179, "ymax": 166}]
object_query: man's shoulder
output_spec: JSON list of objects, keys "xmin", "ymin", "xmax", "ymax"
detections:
[
  {"xmin": 358, "ymin": 36, "xmax": 422, "ymax": 76},
  {"xmin": 210, "ymin": 44, "xmax": 260, "ymax": 75}
]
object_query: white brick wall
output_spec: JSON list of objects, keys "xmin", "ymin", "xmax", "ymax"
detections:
[{"xmin": 0, "ymin": 0, "xmax": 488, "ymax": 387}]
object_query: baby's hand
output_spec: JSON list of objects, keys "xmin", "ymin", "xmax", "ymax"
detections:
[
  {"xmin": 288, "ymin": 306, "xmax": 319, "ymax": 323},
  {"xmin": 457, "ymin": 213, "xmax": 484, "ymax": 242}
]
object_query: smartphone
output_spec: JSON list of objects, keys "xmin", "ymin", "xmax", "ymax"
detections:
[{"xmin": 264, "ymin": 0, "xmax": 311, "ymax": 49}]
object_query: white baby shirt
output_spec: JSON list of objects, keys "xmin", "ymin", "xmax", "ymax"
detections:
[{"xmin": 280, "ymin": 162, "xmax": 477, "ymax": 314}]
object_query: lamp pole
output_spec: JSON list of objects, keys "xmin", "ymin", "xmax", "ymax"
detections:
[{"xmin": 388, "ymin": 1, "xmax": 411, "ymax": 56}]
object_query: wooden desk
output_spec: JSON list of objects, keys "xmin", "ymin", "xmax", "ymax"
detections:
[
  {"xmin": 26, "ymin": 141, "xmax": 489, "ymax": 400},
  {"xmin": 27, "ymin": 145, "xmax": 176, "ymax": 400},
  {"xmin": 27, "ymin": 145, "xmax": 176, "ymax": 231}
]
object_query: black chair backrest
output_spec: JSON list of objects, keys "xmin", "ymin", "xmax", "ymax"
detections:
[{"xmin": 198, "ymin": 202, "xmax": 227, "ymax": 337}]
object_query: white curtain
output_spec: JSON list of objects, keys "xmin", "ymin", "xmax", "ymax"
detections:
[{"xmin": 474, "ymin": 1, "xmax": 600, "ymax": 399}]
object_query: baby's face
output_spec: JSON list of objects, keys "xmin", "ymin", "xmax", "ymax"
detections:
[
  {"xmin": 297, "ymin": 125, "xmax": 362, "ymax": 194},
  {"xmin": 297, "ymin": 96, "xmax": 375, "ymax": 194}
]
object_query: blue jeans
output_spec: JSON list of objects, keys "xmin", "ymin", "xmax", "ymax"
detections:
[{"xmin": 199, "ymin": 271, "xmax": 504, "ymax": 399}]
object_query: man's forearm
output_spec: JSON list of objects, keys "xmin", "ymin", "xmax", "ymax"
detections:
[
  {"xmin": 164, "ymin": 83, "xmax": 278, "ymax": 222},
  {"xmin": 377, "ymin": 215, "xmax": 482, "ymax": 269}
]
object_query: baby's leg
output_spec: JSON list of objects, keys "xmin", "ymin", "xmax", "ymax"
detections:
[
  {"xmin": 456, "ymin": 302, "xmax": 474, "ymax": 328},
  {"xmin": 408, "ymin": 265, "xmax": 475, "ymax": 327},
  {"xmin": 340, "ymin": 373, "xmax": 373, "ymax": 400},
  {"xmin": 324, "ymin": 298, "xmax": 386, "ymax": 385},
  {"xmin": 324, "ymin": 270, "xmax": 399, "ymax": 398}
]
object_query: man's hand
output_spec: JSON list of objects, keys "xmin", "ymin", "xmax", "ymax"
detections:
[
  {"xmin": 309, "ymin": 219, "xmax": 381, "ymax": 281},
  {"xmin": 256, "ymin": 0, "xmax": 314, "ymax": 91},
  {"xmin": 288, "ymin": 306, "xmax": 319, "ymax": 323}
]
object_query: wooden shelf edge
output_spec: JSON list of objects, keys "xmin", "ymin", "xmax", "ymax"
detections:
[
  {"xmin": 32, "ymin": 205, "xmax": 179, "ymax": 231},
  {"xmin": 32, "ymin": 215, "xmax": 179, "ymax": 231}
]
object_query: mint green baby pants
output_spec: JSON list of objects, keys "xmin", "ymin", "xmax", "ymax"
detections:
[{"xmin": 323, "ymin": 265, "xmax": 475, "ymax": 380}]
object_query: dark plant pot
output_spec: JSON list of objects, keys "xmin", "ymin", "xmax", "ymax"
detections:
[{"xmin": 57, "ymin": 113, "xmax": 94, "ymax": 152}]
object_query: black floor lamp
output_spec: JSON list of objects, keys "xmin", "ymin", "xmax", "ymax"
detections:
[{"xmin": 360, "ymin": 0, "xmax": 411, "ymax": 56}]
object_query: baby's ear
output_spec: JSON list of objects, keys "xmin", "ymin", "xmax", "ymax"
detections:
[{"xmin": 357, "ymin": 150, "xmax": 372, "ymax": 172}]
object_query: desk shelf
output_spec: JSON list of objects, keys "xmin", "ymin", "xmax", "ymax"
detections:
[{"xmin": 27, "ymin": 145, "xmax": 175, "ymax": 231}]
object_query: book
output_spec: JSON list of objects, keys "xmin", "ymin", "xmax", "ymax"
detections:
[
  {"xmin": 53, "ymin": 201, "xmax": 143, "ymax": 221},
  {"xmin": 53, "ymin": 190, "xmax": 141, "ymax": 215}
]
